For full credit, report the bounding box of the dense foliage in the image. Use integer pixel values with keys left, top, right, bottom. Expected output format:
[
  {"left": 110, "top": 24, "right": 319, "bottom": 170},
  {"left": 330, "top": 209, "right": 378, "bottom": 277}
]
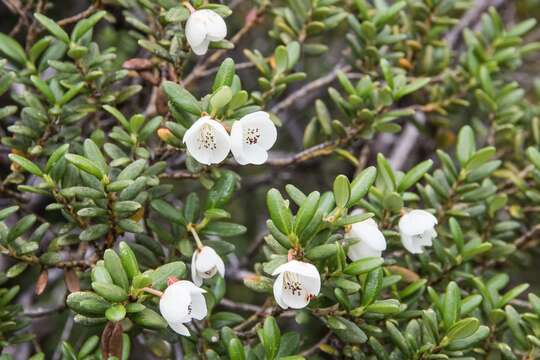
[{"left": 1, "top": 0, "right": 540, "bottom": 359}]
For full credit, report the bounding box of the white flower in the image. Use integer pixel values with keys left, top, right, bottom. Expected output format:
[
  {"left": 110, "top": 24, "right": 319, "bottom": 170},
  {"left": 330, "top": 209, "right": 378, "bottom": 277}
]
[
  {"left": 191, "top": 246, "right": 225, "bottom": 286},
  {"left": 345, "top": 217, "right": 386, "bottom": 260},
  {"left": 159, "top": 280, "right": 207, "bottom": 336},
  {"left": 272, "top": 260, "right": 320, "bottom": 309},
  {"left": 230, "top": 111, "right": 277, "bottom": 165},
  {"left": 399, "top": 209, "right": 438, "bottom": 254},
  {"left": 183, "top": 116, "right": 231, "bottom": 165},
  {"left": 185, "top": 9, "right": 227, "bottom": 55}
]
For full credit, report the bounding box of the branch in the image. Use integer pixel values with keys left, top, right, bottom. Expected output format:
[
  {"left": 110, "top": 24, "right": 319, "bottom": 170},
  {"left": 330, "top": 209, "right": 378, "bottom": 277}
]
[
  {"left": 182, "top": 6, "right": 265, "bottom": 87},
  {"left": 270, "top": 63, "right": 351, "bottom": 115}
]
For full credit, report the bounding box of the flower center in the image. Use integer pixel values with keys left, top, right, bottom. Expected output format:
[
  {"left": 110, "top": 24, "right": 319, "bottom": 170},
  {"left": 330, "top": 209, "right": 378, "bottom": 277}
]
[
  {"left": 244, "top": 127, "right": 261, "bottom": 145},
  {"left": 283, "top": 272, "right": 303, "bottom": 296},
  {"left": 197, "top": 125, "right": 217, "bottom": 150}
]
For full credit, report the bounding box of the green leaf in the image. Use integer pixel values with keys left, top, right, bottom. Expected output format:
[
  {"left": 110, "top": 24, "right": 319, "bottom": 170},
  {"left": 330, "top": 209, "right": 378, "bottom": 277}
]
[
  {"left": 266, "top": 189, "right": 293, "bottom": 235},
  {"left": 130, "top": 308, "right": 168, "bottom": 330},
  {"left": 377, "top": 154, "right": 396, "bottom": 191},
  {"left": 210, "top": 86, "right": 233, "bottom": 111},
  {"left": 9, "top": 154, "right": 43, "bottom": 176},
  {"left": 34, "top": 13, "right": 70, "bottom": 43},
  {"left": 8, "top": 215, "right": 36, "bottom": 242},
  {"left": 206, "top": 172, "right": 236, "bottom": 209},
  {"left": 456, "top": 126, "right": 476, "bottom": 166},
  {"left": 293, "top": 191, "right": 320, "bottom": 236},
  {"left": 227, "top": 338, "right": 246, "bottom": 360},
  {"left": 91, "top": 282, "right": 128, "bottom": 302},
  {"left": 445, "top": 318, "right": 480, "bottom": 341},
  {"left": 151, "top": 261, "right": 187, "bottom": 291},
  {"left": 0, "top": 33, "right": 27, "bottom": 65},
  {"left": 443, "top": 281, "right": 460, "bottom": 330},
  {"left": 104, "top": 249, "right": 130, "bottom": 291},
  {"left": 106, "top": 304, "right": 126, "bottom": 322},
  {"left": 397, "top": 160, "right": 433, "bottom": 192},
  {"left": 497, "top": 284, "right": 529, "bottom": 308},
  {"left": 305, "top": 243, "right": 337, "bottom": 260},
  {"left": 65, "top": 154, "right": 105, "bottom": 179},
  {"left": 213, "top": 58, "right": 235, "bottom": 92},
  {"left": 261, "top": 317, "right": 280, "bottom": 360},
  {"left": 162, "top": 81, "right": 201, "bottom": 115},
  {"left": 348, "top": 166, "right": 377, "bottom": 205},
  {"left": 79, "top": 224, "right": 109, "bottom": 242},
  {"left": 83, "top": 139, "right": 108, "bottom": 176},
  {"left": 118, "top": 242, "right": 141, "bottom": 281},
  {"left": 333, "top": 175, "right": 350, "bottom": 208},
  {"left": 46, "top": 144, "right": 70, "bottom": 173},
  {"left": 343, "top": 257, "right": 384, "bottom": 275}
]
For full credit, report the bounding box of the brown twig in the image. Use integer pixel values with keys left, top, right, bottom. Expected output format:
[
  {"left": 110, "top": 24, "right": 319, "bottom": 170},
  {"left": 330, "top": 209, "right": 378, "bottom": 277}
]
[
  {"left": 182, "top": 6, "right": 266, "bottom": 87},
  {"left": 270, "top": 63, "right": 351, "bottom": 115}
]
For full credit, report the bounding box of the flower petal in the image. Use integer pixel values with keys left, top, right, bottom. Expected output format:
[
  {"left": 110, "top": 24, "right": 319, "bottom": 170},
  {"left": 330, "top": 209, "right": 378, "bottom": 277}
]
[
  {"left": 169, "top": 321, "right": 191, "bottom": 336},
  {"left": 191, "top": 38, "right": 210, "bottom": 56},
  {"left": 400, "top": 233, "right": 424, "bottom": 254},
  {"left": 238, "top": 111, "right": 277, "bottom": 149},
  {"left": 196, "top": 246, "right": 221, "bottom": 273},
  {"left": 183, "top": 117, "right": 231, "bottom": 165},
  {"left": 348, "top": 221, "right": 386, "bottom": 251},
  {"left": 347, "top": 240, "right": 382, "bottom": 261},
  {"left": 272, "top": 273, "right": 288, "bottom": 309},
  {"left": 399, "top": 209, "right": 437, "bottom": 236},
  {"left": 201, "top": 10, "right": 227, "bottom": 41},
  {"left": 191, "top": 251, "right": 203, "bottom": 286},
  {"left": 281, "top": 273, "right": 311, "bottom": 309},
  {"left": 185, "top": 12, "right": 207, "bottom": 48},
  {"left": 160, "top": 284, "right": 191, "bottom": 324},
  {"left": 190, "top": 292, "right": 208, "bottom": 320}
]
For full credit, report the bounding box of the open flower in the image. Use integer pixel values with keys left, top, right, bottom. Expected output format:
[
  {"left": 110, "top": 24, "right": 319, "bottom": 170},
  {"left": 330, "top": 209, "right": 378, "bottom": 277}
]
[
  {"left": 159, "top": 280, "right": 207, "bottom": 336},
  {"left": 230, "top": 111, "right": 277, "bottom": 165},
  {"left": 399, "top": 209, "right": 438, "bottom": 254},
  {"left": 185, "top": 9, "right": 227, "bottom": 55},
  {"left": 183, "top": 116, "right": 231, "bottom": 165},
  {"left": 191, "top": 246, "right": 225, "bottom": 286},
  {"left": 272, "top": 260, "right": 320, "bottom": 309},
  {"left": 345, "top": 217, "right": 386, "bottom": 260}
]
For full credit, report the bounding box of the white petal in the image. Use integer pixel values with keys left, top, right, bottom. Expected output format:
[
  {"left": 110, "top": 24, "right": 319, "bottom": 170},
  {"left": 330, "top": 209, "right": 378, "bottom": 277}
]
[
  {"left": 191, "top": 252, "right": 203, "bottom": 286},
  {"left": 280, "top": 272, "right": 310, "bottom": 309},
  {"left": 348, "top": 221, "right": 386, "bottom": 251},
  {"left": 400, "top": 233, "right": 424, "bottom": 254},
  {"left": 215, "top": 254, "right": 225, "bottom": 277},
  {"left": 190, "top": 292, "right": 208, "bottom": 320},
  {"left": 200, "top": 10, "right": 227, "bottom": 41},
  {"left": 273, "top": 273, "right": 288, "bottom": 309},
  {"left": 238, "top": 111, "right": 277, "bottom": 149},
  {"left": 160, "top": 283, "right": 191, "bottom": 324},
  {"left": 196, "top": 246, "right": 221, "bottom": 273},
  {"left": 299, "top": 272, "right": 320, "bottom": 296},
  {"left": 169, "top": 321, "right": 191, "bottom": 336},
  {"left": 191, "top": 38, "right": 210, "bottom": 56},
  {"left": 241, "top": 146, "right": 268, "bottom": 165},
  {"left": 399, "top": 209, "right": 437, "bottom": 236},
  {"left": 272, "top": 260, "right": 319, "bottom": 279},
  {"left": 183, "top": 117, "right": 231, "bottom": 165},
  {"left": 347, "top": 241, "right": 382, "bottom": 261},
  {"left": 230, "top": 120, "right": 248, "bottom": 165},
  {"left": 185, "top": 12, "right": 207, "bottom": 48}
]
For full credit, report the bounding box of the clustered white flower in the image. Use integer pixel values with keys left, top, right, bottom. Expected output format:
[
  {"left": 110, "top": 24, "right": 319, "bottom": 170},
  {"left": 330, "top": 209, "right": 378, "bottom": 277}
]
[
  {"left": 183, "top": 112, "right": 277, "bottom": 166},
  {"left": 185, "top": 9, "right": 227, "bottom": 56},
  {"left": 158, "top": 208, "right": 437, "bottom": 335},
  {"left": 191, "top": 246, "right": 225, "bottom": 286},
  {"left": 398, "top": 209, "right": 438, "bottom": 254}
]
